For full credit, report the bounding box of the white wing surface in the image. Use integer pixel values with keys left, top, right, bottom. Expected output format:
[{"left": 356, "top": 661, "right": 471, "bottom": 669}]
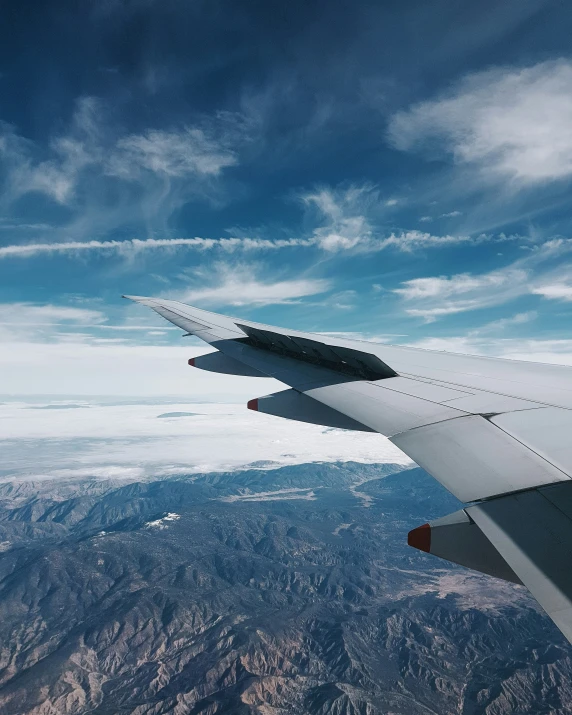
[{"left": 124, "top": 295, "right": 572, "bottom": 643}]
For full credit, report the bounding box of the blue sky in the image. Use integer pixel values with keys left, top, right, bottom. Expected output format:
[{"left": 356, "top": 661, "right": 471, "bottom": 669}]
[{"left": 3, "top": 0, "right": 572, "bottom": 394}]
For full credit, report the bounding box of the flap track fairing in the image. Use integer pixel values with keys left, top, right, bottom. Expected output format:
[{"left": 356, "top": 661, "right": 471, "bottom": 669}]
[
  {"left": 248, "top": 388, "right": 375, "bottom": 432},
  {"left": 189, "top": 352, "right": 267, "bottom": 377},
  {"left": 408, "top": 509, "right": 521, "bottom": 584}
]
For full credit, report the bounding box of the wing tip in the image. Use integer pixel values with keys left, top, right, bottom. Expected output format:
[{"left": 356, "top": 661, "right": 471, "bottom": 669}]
[
  {"left": 122, "top": 294, "right": 150, "bottom": 302},
  {"left": 122, "top": 294, "right": 160, "bottom": 308}
]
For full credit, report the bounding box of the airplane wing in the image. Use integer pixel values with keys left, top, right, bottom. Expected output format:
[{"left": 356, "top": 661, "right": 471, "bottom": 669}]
[{"left": 124, "top": 295, "right": 572, "bottom": 644}]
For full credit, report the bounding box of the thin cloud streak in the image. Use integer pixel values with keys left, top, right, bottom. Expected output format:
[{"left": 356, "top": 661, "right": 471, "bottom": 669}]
[
  {"left": 0, "top": 230, "right": 502, "bottom": 260},
  {"left": 0, "top": 236, "right": 313, "bottom": 259}
]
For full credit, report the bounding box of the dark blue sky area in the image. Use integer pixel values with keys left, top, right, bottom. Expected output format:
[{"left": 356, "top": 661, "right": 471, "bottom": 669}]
[{"left": 2, "top": 0, "right": 572, "bottom": 357}]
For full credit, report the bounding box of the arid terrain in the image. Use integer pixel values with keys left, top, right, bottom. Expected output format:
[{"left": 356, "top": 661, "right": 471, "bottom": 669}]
[{"left": 0, "top": 462, "right": 570, "bottom": 714}]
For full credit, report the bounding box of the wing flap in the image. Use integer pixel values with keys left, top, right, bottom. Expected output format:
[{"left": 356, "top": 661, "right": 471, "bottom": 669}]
[
  {"left": 491, "top": 408, "right": 572, "bottom": 477},
  {"left": 390, "top": 415, "right": 570, "bottom": 502},
  {"left": 305, "top": 380, "right": 466, "bottom": 437}
]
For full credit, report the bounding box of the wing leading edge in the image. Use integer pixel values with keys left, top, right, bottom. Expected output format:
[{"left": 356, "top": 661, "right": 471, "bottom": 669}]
[{"left": 124, "top": 295, "right": 572, "bottom": 644}]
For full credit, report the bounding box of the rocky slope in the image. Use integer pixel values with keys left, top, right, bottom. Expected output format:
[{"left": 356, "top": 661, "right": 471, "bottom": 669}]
[{"left": 0, "top": 462, "right": 570, "bottom": 714}]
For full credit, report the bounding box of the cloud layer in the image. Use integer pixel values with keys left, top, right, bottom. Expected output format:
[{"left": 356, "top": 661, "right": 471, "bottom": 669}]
[{"left": 0, "top": 399, "right": 410, "bottom": 481}]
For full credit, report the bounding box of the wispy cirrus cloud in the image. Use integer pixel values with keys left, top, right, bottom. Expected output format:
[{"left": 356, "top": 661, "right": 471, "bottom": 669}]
[
  {"left": 393, "top": 238, "right": 572, "bottom": 321},
  {"left": 394, "top": 270, "right": 527, "bottom": 302},
  {"left": 108, "top": 126, "right": 238, "bottom": 180},
  {"left": 178, "top": 262, "right": 331, "bottom": 307},
  {"left": 388, "top": 60, "right": 572, "bottom": 185},
  {"left": 0, "top": 302, "right": 108, "bottom": 344},
  {"left": 0, "top": 98, "right": 249, "bottom": 249},
  {"left": 0, "top": 303, "right": 107, "bottom": 326},
  {"left": 300, "top": 184, "right": 378, "bottom": 251},
  {"left": 299, "top": 184, "right": 506, "bottom": 253},
  {"left": 406, "top": 334, "right": 572, "bottom": 366},
  {"left": 395, "top": 268, "right": 531, "bottom": 321},
  {"left": 1, "top": 100, "right": 244, "bottom": 207},
  {"left": 0, "top": 301, "right": 182, "bottom": 346},
  {"left": 1, "top": 98, "right": 101, "bottom": 205}
]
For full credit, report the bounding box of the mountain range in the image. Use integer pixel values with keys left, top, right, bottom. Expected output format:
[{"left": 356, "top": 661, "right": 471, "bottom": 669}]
[{"left": 0, "top": 461, "right": 570, "bottom": 714}]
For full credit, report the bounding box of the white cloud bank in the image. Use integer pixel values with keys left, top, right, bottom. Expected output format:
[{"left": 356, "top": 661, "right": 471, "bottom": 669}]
[
  {"left": 0, "top": 340, "right": 279, "bottom": 397},
  {"left": 0, "top": 400, "right": 410, "bottom": 481},
  {"left": 388, "top": 59, "right": 572, "bottom": 184}
]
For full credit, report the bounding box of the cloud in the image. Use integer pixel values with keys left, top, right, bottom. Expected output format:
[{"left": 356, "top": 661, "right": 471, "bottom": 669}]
[
  {"left": 0, "top": 211, "right": 487, "bottom": 262},
  {"left": 0, "top": 236, "right": 312, "bottom": 260},
  {"left": 0, "top": 301, "right": 180, "bottom": 346},
  {"left": 179, "top": 263, "right": 331, "bottom": 307},
  {"left": 471, "top": 311, "right": 537, "bottom": 334},
  {"left": 532, "top": 284, "right": 572, "bottom": 301},
  {"left": 418, "top": 212, "right": 463, "bottom": 224},
  {"left": 299, "top": 185, "right": 490, "bottom": 253},
  {"left": 0, "top": 229, "right": 485, "bottom": 261},
  {"left": 388, "top": 59, "right": 572, "bottom": 184},
  {"left": 0, "top": 302, "right": 110, "bottom": 345},
  {"left": 1, "top": 98, "right": 103, "bottom": 205},
  {"left": 0, "top": 399, "right": 410, "bottom": 481},
  {"left": 0, "top": 98, "right": 248, "bottom": 249},
  {"left": 0, "top": 340, "right": 277, "bottom": 398},
  {"left": 394, "top": 271, "right": 525, "bottom": 301},
  {"left": 407, "top": 333, "right": 572, "bottom": 368},
  {"left": 393, "top": 237, "right": 572, "bottom": 321},
  {"left": 395, "top": 269, "right": 529, "bottom": 321},
  {"left": 378, "top": 230, "right": 483, "bottom": 252},
  {"left": 301, "top": 184, "right": 376, "bottom": 251},
  {"left": 0, "top": 303, "right": 107, "bottom": 350},
  {"left": 0, "top": 303, "right": 106, "bottom": 327},
  {"left": 109, "top": 127, "right": 237, "bottom": 179}
]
